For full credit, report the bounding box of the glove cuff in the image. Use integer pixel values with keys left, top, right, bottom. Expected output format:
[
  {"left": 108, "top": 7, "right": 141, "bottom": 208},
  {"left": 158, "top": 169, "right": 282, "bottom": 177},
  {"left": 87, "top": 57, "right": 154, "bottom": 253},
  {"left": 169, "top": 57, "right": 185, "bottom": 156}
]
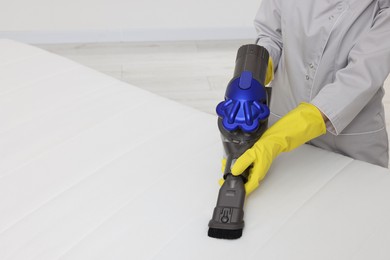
[{"left": 260, "top": 102, "right": 326, "bottom": 153}]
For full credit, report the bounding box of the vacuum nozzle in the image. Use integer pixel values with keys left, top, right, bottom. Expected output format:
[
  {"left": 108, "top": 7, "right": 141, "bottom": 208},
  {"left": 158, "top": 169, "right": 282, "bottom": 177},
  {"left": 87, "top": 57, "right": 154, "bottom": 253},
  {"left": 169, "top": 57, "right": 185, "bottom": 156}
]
[{"left": 208, "top": 174, "right": 246, "bottom": 239}]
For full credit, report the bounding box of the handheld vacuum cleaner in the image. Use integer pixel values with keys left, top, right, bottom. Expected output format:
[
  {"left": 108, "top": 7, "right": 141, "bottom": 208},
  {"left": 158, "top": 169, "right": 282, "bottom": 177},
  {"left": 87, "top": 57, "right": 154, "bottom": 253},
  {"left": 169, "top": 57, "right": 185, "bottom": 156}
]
[{"left": 208, "top": 44, "right": 270, "bottom": 239}]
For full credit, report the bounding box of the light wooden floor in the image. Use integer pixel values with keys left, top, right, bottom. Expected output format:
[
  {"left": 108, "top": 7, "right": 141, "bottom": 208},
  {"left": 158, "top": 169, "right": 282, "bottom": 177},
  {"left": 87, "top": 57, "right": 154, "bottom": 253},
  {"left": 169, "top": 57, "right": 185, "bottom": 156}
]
[
  {"left": 36, "top": 40, "right": 390, "bottom": 129},
  {"left": 36, "top": 40, "right": 250, "bottom": 115}
]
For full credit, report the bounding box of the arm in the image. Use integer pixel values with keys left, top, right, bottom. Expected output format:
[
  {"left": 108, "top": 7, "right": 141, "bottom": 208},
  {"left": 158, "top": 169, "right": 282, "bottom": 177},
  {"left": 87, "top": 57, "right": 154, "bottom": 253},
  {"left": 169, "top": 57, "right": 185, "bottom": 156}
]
[
  {"left": 311, "top": 4, "right": 390, "bottom": 135},
  {"left": 254, "top": 0, "right": 283, "bottom": 70}
]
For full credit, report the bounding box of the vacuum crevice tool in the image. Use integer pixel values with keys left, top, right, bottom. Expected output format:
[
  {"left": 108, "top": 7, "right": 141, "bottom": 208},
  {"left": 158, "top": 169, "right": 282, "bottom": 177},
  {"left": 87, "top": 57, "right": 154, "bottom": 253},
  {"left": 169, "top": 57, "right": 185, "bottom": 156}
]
[{"left": 208, "top": 44, "right": 270, "bottom": 239}]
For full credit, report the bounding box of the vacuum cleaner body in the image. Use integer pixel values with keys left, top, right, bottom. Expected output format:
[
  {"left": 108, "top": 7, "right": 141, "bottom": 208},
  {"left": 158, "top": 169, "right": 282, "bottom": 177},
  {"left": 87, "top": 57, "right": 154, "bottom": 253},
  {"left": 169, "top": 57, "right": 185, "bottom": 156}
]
[{"left": 208, "top": 44, "right": 270, "bottom": 239}]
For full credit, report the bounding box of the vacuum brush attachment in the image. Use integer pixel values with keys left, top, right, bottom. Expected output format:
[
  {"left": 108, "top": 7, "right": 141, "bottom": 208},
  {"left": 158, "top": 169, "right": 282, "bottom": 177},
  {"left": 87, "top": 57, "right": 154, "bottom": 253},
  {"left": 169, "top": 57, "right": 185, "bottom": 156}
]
[{"left": 208, "top": 174, "right": 246, "bottom": 239}]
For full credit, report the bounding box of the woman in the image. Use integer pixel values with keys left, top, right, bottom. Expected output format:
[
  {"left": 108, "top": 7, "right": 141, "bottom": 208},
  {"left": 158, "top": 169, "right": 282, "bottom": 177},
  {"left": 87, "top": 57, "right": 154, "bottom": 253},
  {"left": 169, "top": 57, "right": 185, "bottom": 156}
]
[{"left": 232, "top": 0, "right": 390, "bottom": 195}]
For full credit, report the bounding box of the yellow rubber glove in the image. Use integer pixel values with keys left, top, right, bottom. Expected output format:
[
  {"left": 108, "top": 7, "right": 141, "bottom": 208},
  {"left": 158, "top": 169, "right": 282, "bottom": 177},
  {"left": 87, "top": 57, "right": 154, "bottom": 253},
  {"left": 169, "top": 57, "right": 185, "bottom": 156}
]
[
  {"left": 231, "top": 102, "right": 326, "bottom": 195},
  {"left": 265, "top": 57, "right": 274, "bottom": 86},
  {"left": 219, "top": 158, "right": 227, "bottom": 186}
]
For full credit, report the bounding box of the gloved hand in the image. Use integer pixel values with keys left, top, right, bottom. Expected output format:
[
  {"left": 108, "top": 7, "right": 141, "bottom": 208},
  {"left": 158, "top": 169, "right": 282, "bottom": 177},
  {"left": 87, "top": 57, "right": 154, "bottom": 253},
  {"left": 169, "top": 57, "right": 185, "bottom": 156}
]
[
  {"left": 231, "top": 102, "right": 326, "bottom": 195},
  {"left": 219, "top": 158, "right": 227, "bottom": 186},
  {"left": 265, "top": 56, "right": 274, "bottom": 85}
]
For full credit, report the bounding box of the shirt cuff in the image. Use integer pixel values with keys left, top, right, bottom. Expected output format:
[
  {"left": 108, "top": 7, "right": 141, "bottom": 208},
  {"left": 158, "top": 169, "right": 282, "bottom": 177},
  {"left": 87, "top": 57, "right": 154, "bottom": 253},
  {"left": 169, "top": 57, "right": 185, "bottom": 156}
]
[{"left": 310, "top": 99, "right": 339, "bottom": 135}]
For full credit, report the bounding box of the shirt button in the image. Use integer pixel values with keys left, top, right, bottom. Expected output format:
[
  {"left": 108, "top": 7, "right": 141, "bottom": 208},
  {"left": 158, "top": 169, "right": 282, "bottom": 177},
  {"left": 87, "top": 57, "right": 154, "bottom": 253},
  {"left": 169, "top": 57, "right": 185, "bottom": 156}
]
[
  {"left": 305, "top": 75, "right": 310, "bottom": 80},
  {"left": 309, "top": 63, "right": 314, "bottom": 69}
]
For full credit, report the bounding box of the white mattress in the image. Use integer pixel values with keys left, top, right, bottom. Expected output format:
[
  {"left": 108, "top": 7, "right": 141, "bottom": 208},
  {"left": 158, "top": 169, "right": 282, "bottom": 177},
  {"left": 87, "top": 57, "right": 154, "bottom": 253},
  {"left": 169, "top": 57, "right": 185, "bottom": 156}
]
[{"left": 1, "top": 39, "right": 390, "bottom": 260}]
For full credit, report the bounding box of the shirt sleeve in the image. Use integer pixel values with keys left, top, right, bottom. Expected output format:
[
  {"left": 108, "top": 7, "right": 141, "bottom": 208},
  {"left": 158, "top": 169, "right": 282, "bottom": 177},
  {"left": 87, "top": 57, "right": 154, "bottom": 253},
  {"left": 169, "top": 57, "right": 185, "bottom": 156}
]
[
  {"left": 311, "top": 5, "right": 390, "bottom": 135},
  {"left": 254, "top": 0, "right": 283, "bottom": 70}
]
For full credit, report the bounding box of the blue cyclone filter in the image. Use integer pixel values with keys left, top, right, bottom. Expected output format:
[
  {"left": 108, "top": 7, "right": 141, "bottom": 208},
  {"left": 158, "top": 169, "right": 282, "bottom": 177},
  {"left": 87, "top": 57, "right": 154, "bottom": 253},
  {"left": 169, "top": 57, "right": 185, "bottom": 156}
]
[{"left": 216, "top": 70, "right": 270, "bottom": 133}]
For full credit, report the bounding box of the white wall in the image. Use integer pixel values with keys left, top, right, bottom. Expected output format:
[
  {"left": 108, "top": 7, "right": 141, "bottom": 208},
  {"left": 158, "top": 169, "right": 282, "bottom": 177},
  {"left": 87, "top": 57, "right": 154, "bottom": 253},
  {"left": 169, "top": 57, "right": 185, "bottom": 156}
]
[{"left": 0, "top": 0, "right": 262, "bottom": 43}]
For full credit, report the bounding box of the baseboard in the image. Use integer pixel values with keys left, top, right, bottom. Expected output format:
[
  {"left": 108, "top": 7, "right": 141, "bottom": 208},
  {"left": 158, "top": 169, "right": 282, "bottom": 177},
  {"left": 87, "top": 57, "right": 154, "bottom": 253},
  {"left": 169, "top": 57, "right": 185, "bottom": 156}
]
[{"left": 0, "top": 27, "right": 256, "bottom": 44}]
